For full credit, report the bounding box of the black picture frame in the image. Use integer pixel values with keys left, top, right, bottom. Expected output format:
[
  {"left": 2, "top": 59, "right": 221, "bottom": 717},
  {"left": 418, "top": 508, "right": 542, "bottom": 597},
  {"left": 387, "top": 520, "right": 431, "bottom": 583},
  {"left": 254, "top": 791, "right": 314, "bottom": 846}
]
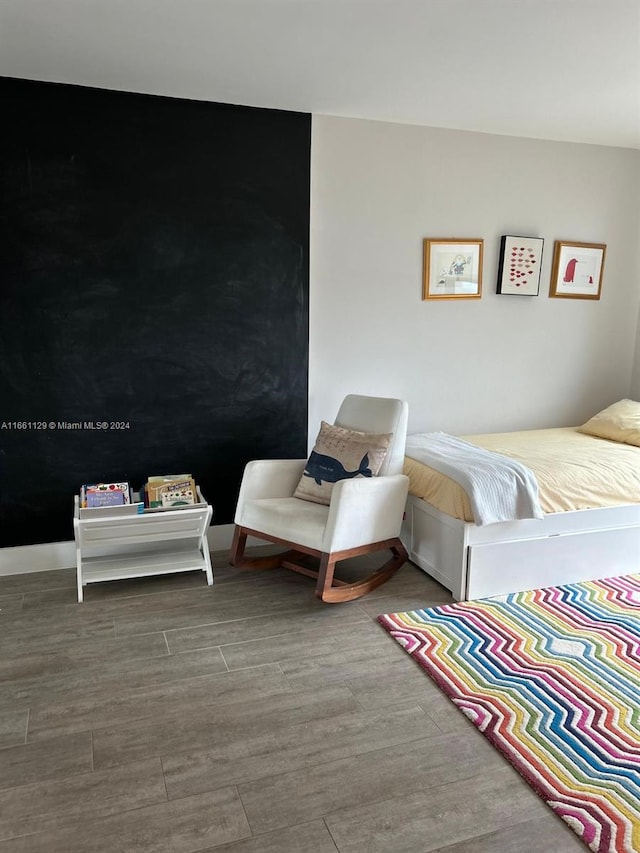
[{"left": 496, "top": 235, "right": 544, "bottom": 296}]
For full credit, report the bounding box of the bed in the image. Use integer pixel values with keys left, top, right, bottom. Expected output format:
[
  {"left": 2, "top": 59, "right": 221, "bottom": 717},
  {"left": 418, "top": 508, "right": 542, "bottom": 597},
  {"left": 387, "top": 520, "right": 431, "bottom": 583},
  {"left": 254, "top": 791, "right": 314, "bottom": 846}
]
[{"left": 401, "top": 400, "right": 640, "bottom": 601}]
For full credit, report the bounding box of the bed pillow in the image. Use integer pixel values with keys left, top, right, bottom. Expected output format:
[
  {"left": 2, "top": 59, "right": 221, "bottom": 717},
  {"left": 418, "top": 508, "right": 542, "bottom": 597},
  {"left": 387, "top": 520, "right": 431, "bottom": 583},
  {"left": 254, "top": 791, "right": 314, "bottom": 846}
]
[
  {"left": 577, "top": 399, "right": 640, "bottom": 447},
  {"left": 294, "top": 421, "right": 392, "bottom": 505}
]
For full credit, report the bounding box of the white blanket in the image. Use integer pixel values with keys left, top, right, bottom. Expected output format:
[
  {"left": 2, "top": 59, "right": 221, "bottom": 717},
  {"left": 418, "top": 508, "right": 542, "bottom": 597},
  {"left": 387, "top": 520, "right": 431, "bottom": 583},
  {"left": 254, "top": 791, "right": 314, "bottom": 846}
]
[{"left": 405, "top": 432, "right": 544, "bottom": 525}]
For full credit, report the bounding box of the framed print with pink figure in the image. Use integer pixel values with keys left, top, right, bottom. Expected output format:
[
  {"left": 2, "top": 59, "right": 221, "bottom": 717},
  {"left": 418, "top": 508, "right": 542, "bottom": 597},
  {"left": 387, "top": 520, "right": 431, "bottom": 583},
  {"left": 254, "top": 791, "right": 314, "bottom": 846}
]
[{"left": 549, "top": 241, "right": 606, "bottom": 300}]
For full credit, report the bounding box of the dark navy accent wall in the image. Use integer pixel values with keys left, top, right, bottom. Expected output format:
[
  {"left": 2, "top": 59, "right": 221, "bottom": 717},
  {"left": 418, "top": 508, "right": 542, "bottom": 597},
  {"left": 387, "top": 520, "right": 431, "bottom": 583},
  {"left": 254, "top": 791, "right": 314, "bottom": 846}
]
[{"left": 0, "top": 77, "right": 310, "bottom": 547}]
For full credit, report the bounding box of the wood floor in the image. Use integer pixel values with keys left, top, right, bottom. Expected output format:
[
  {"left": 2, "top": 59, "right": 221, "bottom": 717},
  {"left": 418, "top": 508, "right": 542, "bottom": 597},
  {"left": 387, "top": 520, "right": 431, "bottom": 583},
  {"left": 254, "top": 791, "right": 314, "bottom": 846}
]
[{"left": 0, "top": 552, "right": 586, "bottom": 853}]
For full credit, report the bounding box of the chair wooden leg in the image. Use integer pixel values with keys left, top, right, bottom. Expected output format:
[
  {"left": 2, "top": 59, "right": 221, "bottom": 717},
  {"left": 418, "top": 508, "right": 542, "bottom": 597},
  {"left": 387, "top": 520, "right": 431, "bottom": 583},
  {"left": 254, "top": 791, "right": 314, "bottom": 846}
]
[
  {"left": 229, "top": 525, "right": 247, "bottom": 565},
  {"left": 317, "top": 538, "right": 409, "bottom": 603},
  {"left": 229, "top": 525, "right": 290, "bottom": 570},
  {"left": 315, "top": 553, "right": 338, "bottom": 600},
  {"left": 231, "top": 526, "right": 408, "bottom": 603}
]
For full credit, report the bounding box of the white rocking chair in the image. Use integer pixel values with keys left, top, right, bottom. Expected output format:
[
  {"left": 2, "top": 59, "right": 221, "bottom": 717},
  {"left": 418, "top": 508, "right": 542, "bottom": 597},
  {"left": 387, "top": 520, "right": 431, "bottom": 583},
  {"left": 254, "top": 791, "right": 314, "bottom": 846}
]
[{"left": 229, "top": 395, "right": 410, "bottom": 602}]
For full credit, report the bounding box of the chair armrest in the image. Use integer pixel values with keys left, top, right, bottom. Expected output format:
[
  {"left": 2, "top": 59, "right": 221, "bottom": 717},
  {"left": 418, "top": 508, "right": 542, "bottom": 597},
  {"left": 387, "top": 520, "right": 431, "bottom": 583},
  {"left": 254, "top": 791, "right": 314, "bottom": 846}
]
[
  {"left": 322, "top": 474, "right": 410, "bottom": 553},
  {"left": 234, "top": 459, "right": 307, "bottom": 523}
]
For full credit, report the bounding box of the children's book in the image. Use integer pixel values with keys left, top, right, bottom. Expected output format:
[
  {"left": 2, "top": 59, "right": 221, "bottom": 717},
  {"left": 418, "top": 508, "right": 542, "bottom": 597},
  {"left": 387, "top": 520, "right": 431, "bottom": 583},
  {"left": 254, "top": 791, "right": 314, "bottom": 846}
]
[
  {"left": 81, "top": 482, "right": 131, "bottom": 508},
  {"left": 159, "top": 480, "right": 197, "bottom": 507},
  {"left": 87, "top": 490, "right": 126, "bottom": 508},
  {"left": 145, "top": 475, "right": 195, "bottom": 507}
]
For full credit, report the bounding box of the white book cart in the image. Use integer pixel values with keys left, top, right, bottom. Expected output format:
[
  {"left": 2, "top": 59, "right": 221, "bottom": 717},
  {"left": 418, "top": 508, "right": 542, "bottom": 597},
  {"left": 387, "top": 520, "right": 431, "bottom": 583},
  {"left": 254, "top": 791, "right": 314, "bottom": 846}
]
[{"left": 73, "top": 490, "right": 213, "bottom": 602}]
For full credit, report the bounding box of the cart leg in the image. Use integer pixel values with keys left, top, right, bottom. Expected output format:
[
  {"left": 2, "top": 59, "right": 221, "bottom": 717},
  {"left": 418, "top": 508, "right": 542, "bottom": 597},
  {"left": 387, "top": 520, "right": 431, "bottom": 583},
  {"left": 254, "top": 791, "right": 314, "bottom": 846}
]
[
  {"left": 76, "top": 544, "right": 83, "bottom": 603},
  {"left": 202, "top": 537, "right": 214, "bottom": 586}
]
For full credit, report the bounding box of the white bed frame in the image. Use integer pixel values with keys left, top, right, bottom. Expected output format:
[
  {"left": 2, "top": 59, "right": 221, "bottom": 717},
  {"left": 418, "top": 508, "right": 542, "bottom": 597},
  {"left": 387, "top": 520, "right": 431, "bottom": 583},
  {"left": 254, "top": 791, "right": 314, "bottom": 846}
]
[{"left": 402, "top": 494, "right": 640, "bottom": 600}]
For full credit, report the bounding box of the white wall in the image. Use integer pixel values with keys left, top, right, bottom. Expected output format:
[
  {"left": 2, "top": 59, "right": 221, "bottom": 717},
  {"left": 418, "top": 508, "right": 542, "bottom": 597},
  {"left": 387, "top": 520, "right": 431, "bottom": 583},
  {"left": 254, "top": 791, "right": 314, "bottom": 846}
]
[
  {"left": 309, "top": 116, "right": 640, "bottom": 439},
  {"left": 631, "top": 294, "right": 640, "bottom": 399},
  {"left": 624, "top": 180, "right": 640, "bottom": 400}
]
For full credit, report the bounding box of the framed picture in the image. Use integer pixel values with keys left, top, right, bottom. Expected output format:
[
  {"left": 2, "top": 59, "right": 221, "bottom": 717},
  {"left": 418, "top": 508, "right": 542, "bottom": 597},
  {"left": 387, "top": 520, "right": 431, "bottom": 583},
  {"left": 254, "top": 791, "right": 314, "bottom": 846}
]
[
  {"left": 496, "top": 235, "right": 544, "bottom": 296},
  {"left": 423, "top": 238, "right": 483, "bottom": 300},
  {"left": 549, "top": 241, "right": 606, "bottom": 300}
]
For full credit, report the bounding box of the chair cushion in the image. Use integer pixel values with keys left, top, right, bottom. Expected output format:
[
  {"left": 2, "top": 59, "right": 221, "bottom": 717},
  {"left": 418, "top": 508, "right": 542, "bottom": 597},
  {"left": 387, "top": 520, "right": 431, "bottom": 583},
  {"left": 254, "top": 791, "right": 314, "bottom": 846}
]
[
  {"left": 293, "top": 421, "right": 392, "bottom": 506},
  {"left": 241, "top": 497, "right": 330, "bottom": 550}
]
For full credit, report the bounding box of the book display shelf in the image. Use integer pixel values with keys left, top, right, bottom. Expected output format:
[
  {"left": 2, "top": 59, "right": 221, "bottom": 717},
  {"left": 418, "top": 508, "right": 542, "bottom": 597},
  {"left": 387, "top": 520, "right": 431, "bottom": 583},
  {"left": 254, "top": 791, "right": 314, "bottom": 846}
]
[{"left": 73, "top": 488, "right": 213, "bottom": 602}]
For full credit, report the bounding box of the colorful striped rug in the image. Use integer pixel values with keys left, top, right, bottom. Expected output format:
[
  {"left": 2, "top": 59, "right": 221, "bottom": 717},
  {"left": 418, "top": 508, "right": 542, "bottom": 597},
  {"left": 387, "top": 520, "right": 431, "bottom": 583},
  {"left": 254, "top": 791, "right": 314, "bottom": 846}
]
[{"left": 378, "top": 575, "right": 640, "bottom": 853}]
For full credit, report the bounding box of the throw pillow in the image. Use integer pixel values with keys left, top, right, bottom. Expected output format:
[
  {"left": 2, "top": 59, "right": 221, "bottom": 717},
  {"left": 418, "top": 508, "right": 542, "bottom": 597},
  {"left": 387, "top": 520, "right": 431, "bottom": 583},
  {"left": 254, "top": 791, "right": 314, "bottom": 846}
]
[
  {"left": 294, "top": 421, "right": 392, "bottom": 505},
  {"left": 577, "top": 398, "right": 640, "bottom": 447}
]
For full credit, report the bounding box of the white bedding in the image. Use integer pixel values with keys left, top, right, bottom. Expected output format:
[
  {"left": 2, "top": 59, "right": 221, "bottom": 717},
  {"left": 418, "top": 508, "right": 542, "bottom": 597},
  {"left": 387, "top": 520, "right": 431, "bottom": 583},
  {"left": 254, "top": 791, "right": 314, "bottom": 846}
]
[
  {"left": 404, "top": 432, "right": 543, "bottom": 525},
  {"left": 404, "top": 427, "right": 640, "bottom": 522}
]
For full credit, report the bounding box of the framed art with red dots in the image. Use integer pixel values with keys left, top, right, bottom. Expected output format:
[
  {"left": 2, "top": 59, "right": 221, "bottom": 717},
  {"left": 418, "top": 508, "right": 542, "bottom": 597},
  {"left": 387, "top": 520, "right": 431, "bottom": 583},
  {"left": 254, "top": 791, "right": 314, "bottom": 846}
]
[
  {"left": 496, "top": 235, "right": 544, "bottom": 296},
  {"left": 549, "top": 240, "right": 606, "bottom": 300}
]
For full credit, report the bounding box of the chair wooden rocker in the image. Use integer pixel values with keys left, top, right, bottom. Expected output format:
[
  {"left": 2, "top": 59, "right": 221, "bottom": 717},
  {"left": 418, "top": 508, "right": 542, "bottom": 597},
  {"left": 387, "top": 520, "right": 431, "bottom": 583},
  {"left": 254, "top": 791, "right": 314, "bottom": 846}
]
[{"left": 229, "top": 395, "right": 410, "bottom": 602}]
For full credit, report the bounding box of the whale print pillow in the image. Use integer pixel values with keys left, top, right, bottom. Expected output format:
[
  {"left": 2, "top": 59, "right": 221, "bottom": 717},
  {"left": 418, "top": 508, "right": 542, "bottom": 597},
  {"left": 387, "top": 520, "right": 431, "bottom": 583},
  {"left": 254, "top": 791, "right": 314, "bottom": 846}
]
[{"left": 294, "top": 421, "right": 392, "bottom": 506}]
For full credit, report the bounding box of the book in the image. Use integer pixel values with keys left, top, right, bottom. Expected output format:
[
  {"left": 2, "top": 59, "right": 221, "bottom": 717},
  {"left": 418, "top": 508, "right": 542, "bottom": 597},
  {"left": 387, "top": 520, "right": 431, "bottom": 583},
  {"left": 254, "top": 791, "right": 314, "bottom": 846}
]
[
  {"left": 159, "top": 480, "right": 197, "bottom": 507},
  {"left": 81, "top": 482, "right": 131, "bottom": 508},
  {"left": 145, "top": 474, "right": 195, "bottom": 508},
  {"left": 86, "top": 489, "right": 126, "bottom": 508}
]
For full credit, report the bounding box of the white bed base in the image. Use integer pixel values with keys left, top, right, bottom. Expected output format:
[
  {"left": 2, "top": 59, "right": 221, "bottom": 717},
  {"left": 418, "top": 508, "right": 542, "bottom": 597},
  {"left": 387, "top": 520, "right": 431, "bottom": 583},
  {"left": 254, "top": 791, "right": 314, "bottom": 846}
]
[{"left": 402, "top": 494, "right": 640, "bottom": 601}]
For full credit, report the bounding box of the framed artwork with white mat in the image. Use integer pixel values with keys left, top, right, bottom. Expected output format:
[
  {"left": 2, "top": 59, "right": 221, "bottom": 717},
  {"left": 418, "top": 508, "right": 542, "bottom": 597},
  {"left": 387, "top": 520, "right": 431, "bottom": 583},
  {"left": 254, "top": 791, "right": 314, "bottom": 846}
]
[
  {"left": 496, "top": 234, "right": 544, "bottom": 296},
  {"left": 549, "top": 240, "right": 606, "bottom": 300}
]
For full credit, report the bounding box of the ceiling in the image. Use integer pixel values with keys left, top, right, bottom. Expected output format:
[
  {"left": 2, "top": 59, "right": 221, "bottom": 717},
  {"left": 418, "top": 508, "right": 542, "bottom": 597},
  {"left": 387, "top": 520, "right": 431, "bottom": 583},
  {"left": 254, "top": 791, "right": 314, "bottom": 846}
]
[{"left": 1, "top": 0, "right": 639, "bottom": 149}]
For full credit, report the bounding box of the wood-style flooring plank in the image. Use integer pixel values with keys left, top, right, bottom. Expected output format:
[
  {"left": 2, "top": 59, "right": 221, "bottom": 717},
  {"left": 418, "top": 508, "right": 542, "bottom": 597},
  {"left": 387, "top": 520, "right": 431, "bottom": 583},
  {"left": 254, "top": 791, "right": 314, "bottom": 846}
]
[
  {"left": 162, "top": 702, "right": 440, "bottom": 799},
  {"left": 0, "top": 569, "right": 76, "bottom": 595},
  {"left": 112, "top": 582, "right": 315, "bottom": 638},
  {"left": 219, "top": 620, "right": 397, "bottom": 670},
  {"left": 323, "top": 765, "right": 577, "bottom": 853},
  {"left": 0, "top": 615, "right": 115, "bottom": 646},
  {"left": 0, "top": 596, "right": 23, "bottom": 615},
  {"left": 0, "top": 709, "right": 28, "bottom": 748},
  {"left": 0, "top": 646, "right": 227, "bottom": 709},
  {"left": 357, "top": 587, "right": 452, "bottom": 616},
  {"left": 164, "top": 601, "right": 369, "bottom": 654},
  {"left": 27, "top": 665, "right": 292, "bottom": 742},
  {"left": 199, "top": 820, "right": 339, "bottom": 853},
  {"left": 20, "top": 586, "right": 212, "bottom": 620},
  {"left": 0, "top": 758, "right": 166, "bottom": 842},
  {"left": 0, "top": 732, "right": 92, "bottom": 792},
  {"left": 18, "top": 570, "right": 209, "bottom": 611},
  {"left": 278, "top": 639, "right": 412, "bottom": 691},
  {"left": 431, "top": 813, "right": 586, "bottom": 852},
  {"left": 0, "top": 632, "right": 168, "bottom": 684},
  {"left": 92, "top": 684, "right": 360, "bottom": 770},
  {"left": 0, "top": 787, "right": 250, "bottom": 853},
  {"left": 344, "top": 660, "right": 453, "bottom": 711},
  {"left": 236, "top": 730, "right": 504, "bottom": 835}
]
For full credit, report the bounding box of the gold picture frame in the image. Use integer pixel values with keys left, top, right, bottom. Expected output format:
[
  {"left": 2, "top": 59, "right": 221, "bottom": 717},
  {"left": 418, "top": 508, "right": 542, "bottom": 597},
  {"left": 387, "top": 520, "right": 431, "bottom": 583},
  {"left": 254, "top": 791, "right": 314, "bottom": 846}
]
[
  {"left": 549, "top": 240, "right": 606, "bottom": 300},
  {"left": 423, "top": 238, "right": 483, "bottom": 300}
]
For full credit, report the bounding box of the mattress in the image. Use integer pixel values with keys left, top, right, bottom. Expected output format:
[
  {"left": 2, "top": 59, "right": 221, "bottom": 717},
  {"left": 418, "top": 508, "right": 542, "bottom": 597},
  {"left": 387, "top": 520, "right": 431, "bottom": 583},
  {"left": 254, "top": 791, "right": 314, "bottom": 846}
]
[{"left": 403, "top": 427, "right": 640, "bottom": 521}]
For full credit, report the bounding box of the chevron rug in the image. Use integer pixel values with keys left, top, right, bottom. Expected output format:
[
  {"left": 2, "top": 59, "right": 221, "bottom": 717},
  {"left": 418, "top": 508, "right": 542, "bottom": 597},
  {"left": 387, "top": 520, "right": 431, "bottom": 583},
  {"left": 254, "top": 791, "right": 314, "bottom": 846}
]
[{"left": 378, "top": 575, "right": 640, "bottom": 853}]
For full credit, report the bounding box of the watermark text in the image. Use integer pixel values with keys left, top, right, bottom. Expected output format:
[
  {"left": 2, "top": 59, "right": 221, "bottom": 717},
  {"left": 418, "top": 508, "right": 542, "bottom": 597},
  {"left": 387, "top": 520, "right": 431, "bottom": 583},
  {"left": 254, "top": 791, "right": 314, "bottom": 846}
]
[{"left": 1, "top": 421, "right": 131, "bottom": 431}]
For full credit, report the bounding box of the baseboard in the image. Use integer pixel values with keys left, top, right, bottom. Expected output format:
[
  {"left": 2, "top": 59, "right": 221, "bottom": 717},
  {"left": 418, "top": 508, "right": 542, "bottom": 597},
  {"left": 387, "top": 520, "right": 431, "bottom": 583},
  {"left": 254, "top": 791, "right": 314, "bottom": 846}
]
[
  {"left": 0, "top": 541, "right": 77, "bottom": 576},
  {"left": 0, "top": 523, "right": 244, "bottom": 577}
]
